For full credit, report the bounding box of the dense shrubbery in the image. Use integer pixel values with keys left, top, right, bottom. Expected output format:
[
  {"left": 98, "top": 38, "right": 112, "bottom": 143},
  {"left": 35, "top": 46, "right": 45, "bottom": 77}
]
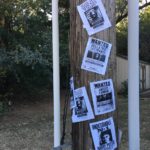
[
  {"left": 0, "top": 0, "right": 70, "bottom": 113},
  {"left": 0, "top": 0, "right": 150, "bottom": 107},
  {"left": 0, "top": 0, "right": 70, "bottom": 95},
  {"left": 118, "top": 80, "right": 128, "bottom": 97},
  {"left": 117, "top": 6, "right": 150, "bottom": 63}
]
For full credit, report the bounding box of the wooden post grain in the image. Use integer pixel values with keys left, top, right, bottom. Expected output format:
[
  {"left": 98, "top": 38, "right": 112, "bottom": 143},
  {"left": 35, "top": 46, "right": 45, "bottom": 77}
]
[{"left": 69, "top": 0, "right": 117, "bottom": 149}]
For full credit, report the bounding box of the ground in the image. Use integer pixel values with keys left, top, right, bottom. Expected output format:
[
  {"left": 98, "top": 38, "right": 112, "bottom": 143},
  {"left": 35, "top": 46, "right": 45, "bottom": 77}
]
[
  {"left": 0, "top": 90, "right": 149, "bottom": 150},
  {"left": 0, "top": 90, "right": 54, "bottom": 150},
  {"left": 118, "top": 97, "right": 150, "bottom": 150}
]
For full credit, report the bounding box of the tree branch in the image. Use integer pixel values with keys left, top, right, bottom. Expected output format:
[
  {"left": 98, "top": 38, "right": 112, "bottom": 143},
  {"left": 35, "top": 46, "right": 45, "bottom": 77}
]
[{"left": 116, "top": 2, "right": 150, "bottom": 24}]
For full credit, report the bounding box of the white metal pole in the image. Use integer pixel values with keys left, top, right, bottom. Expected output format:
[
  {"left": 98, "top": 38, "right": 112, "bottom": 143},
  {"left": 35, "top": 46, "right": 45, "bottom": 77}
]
[
  {"left": 128, "top": 0, "right": 140, "bottom": 150},
  {"left": 52, "top": 0, "right": 61, "bottom": 148}
]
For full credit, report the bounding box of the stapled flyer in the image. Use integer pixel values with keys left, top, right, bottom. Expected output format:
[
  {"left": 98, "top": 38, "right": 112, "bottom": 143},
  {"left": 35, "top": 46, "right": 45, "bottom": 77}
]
[
  {"left": 77, "top": 0, "right": 111, "bottom": 35},
  {"left": 90, "top": 79, "right": 116, "bottom": 115},
  {"left": 90, "top": 117, "right": 117, "bottom": 150},
  {"left": 81, "top": 37, "right": 112, "bottom": 75},
  {"left": 72, "top": 86, "right": 94, "bottom": 123}
]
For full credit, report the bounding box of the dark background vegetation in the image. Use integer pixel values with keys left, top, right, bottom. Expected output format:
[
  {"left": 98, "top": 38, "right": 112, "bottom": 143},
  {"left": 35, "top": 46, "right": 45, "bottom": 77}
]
[{"left": 0, "top": 0, "right": 150, "bottom": 106}]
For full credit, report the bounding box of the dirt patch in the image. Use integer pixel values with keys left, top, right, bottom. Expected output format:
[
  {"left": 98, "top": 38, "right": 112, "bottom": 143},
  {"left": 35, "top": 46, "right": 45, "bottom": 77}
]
[
  {"left": 0, "top": 90, "right": 54, "bottom": 150},
  {"left": 0, "top": 90, "right": 149, "bottom": 150},
  {"left": 118, "top": 98, "right": 150, "bottom": 150}
]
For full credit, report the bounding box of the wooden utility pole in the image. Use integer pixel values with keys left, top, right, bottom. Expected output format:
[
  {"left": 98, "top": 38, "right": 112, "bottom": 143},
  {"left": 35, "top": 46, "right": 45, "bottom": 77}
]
[{"left": 69, "top": 0, "right": 117, "bottom": 149}]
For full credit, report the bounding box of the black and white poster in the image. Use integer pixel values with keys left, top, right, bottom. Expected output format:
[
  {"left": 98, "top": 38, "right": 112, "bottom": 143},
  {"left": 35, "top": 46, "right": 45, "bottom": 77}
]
[
  {"left": 72, "top": 87, "right": 94, "bottom": 123},
  {"left": 70, "top": 77, "right": 75, "bottom": 109},
  {"left": 81, "top": 37, "right": 112, "bottom": 75},
  {"left": 90, "top": 79, "right": 116, "bottom": 115},
  {"left": 90, "top": 117, "right": 117, "bottom": 150},
  {"left": 77, "top": 0, "right": 111, "bottom": 35}
]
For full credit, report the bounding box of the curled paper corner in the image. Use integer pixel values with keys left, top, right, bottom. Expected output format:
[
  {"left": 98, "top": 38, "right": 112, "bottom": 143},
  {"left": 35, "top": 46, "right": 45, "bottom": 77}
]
[{"left": 83, "top": 24, "right": 86, "bottom": 29}]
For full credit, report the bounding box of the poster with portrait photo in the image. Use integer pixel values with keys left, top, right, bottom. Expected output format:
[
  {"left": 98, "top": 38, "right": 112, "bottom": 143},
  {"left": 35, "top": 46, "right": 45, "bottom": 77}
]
[
  {"left": 90, "top": 117, "right": 117, "bottom": 150},
  {"left": 70, "top": 77, "right": 75, "bottom": 109},
  {"left": 81, "top": 37, "right": 112, "bottom": 75},
  {"left": 72, "top": 87, "right": 94, "bottom": 123},
  {"left": 90, "top": 79, "right": 116, "bottom": 115},
  {"left": 77, "top": 0, "right": 111, "bottom": 35}
]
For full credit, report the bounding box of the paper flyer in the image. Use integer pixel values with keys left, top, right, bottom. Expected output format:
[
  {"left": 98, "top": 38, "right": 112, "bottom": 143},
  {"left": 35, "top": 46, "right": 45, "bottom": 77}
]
[
  {"left": 90, "top": 79, "right": 116, "bottom": 115},
  {"left": 77, "top": 0, "right": 111, "bottom": 35},
  {"left": 72, "top": 86, "right": 94, "bottom": 123},
  {"left": 90, "top": 117, "right": 117, "bottom": 150},
  {"left": 81, "top": 37, "right": 112, "bottom": 75}
]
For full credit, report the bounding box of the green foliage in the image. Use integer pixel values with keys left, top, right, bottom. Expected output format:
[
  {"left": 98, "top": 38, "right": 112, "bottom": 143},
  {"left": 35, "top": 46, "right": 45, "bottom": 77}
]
[
  {"left": 59, "top": 2, "right": 70, "bottom": 88},
  {"left": 59, "top": 11, "right": 70, "bottom": 66},
  {"left": 116, "top": 20, "right": 128, "bottom": 56},
  {"left": 117, "top": 6, "right": 150, "bottom": 63},
  {"left": 116, "top": 0, "right": 128, "bottom": 21},
  {"left": 118, "top": 80, "right": 128, "bottom": 97},
  {"left": 0, "top": 66, "right": 14, "bottom": 113},
  {"left": 139, "top": 6, "right": 150, "bottom": 62},
  {"left": 0, "top": 0, "right": 70, "bottom": 94},
  {"left": 0, "top": 0, "right": 150, "bottom": 97},
  {"left": 59, "top": 0, "right": 69, "bottom": 9}
]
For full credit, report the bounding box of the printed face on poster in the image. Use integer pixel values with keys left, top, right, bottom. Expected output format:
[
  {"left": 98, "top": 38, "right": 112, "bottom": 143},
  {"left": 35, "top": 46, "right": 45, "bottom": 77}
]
[
  {"left": 70, "top": 77, "right": 75, "bottom": 109},
  {"left": 81, "top": 37, "right": 112, "bottom": 75},
  {"left": 72, "top": 87, "right": 94, "bottom": 123},
  {"left": 77, "top": 0, "right": 111, "bottom": 35},
  {"left": 90, "top": 79, "right": 116, "bottom": 115},
  {"left": 90, "top": 117, "right": 117, "bottom": 150}
]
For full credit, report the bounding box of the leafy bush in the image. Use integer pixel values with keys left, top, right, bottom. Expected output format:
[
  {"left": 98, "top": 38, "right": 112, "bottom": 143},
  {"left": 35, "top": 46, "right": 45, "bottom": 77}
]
[
  {"left": 0, "top": 67, "right": 14, "bottom": 113},
  {"left": 0, "top": 0, "right": 70, "bottom": 101},
  {"left": 118, "top": 80, "right": 128, "bottom": 97}
]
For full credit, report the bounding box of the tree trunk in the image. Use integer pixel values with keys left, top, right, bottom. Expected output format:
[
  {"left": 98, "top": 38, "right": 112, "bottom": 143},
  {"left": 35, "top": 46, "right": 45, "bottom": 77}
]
[{"left": 69, "top": 0, "right": 117, "bottom": 149}]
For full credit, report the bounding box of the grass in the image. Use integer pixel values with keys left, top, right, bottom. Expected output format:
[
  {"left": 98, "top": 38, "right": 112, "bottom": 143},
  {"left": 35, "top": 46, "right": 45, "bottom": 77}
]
[
  {"left": 0, "top": 90, "right": 149, "bottom": 150},
  {"left": 118, "top": 98, "right": 150, "bottom": 150}
]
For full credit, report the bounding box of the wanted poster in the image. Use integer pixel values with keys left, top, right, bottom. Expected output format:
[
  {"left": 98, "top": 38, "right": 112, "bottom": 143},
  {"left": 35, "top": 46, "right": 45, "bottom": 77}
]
[
  {"left": 90, "top": 79, "right": 116, "bottom": 115},
  {"left": 70, "top": 77, "right": 75, "bottom": 109},
  {"left": 77, "top": 0, "right": 111, "bottom": 35},
  {"left": 72, "top": 87, "right": 94, "bottom": 123},
  {"left": 81, "top": 37, "right": 112, "bottom": 75},
  {"left": 90, "top": 117, "right": 117, "bottom": 150}
]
